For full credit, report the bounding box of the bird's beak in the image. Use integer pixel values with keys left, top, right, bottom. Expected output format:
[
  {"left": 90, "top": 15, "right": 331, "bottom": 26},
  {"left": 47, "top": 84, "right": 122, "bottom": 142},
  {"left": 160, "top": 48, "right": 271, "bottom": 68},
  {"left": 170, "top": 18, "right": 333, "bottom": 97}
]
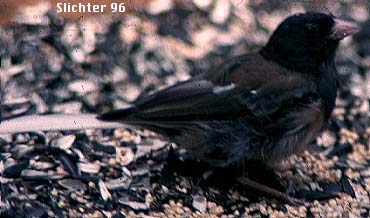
[{"left": 330, "top": 19, "right": 360, "bottom": 40}]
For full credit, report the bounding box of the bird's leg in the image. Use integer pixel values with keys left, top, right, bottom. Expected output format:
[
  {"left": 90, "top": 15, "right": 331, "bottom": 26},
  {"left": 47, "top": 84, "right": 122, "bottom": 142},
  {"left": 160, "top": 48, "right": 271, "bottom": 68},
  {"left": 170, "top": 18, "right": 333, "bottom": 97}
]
[{"left": 236, "top": 176, "right": 305, "bottom": 205}]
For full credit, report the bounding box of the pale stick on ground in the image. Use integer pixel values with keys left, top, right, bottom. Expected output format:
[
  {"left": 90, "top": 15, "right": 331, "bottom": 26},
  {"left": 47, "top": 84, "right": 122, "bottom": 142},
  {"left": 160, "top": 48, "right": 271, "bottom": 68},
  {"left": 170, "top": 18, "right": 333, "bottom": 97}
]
[{"left": 0, "top": 114, "right": 127, "bottom": 134}]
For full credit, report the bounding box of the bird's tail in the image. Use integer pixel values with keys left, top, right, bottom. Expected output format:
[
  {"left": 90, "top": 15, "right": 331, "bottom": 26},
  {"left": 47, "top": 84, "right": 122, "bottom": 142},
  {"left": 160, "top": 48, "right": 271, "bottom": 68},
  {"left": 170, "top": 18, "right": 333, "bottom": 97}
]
[{"left": 96, "top": 107, "right": 137, "bottom": 121}]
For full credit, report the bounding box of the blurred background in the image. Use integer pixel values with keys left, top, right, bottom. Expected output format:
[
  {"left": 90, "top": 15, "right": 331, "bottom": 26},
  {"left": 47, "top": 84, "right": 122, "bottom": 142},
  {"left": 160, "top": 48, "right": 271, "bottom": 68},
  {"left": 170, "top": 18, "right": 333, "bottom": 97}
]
[
  {"left": 1, "top": 0, "right": 369, "bottom": 115},
  {"left": 0, "top": 0, "right": 369, "bottom": 217}
]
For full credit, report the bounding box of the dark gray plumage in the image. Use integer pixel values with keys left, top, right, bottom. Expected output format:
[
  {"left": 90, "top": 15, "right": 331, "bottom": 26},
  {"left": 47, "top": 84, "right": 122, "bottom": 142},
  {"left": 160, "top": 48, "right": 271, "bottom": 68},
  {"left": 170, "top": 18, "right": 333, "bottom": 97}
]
[{"left": 97, "top": 12, "right": 359, "bottom": 169}]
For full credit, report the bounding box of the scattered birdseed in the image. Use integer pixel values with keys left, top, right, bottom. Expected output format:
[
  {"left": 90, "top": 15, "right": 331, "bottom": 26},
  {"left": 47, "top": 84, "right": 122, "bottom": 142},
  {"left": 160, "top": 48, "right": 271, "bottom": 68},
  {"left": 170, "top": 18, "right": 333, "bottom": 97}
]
[{"left": 0, "top": 0, "right": 369, "bottom": 217}]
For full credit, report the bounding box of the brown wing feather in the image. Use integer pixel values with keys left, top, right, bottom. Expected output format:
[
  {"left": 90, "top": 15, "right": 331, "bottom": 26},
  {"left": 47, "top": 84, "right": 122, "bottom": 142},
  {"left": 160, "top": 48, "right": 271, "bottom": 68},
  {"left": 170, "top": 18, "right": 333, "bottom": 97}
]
[{"left": 98, "top": 53, "right": 318, "bottom": 129}]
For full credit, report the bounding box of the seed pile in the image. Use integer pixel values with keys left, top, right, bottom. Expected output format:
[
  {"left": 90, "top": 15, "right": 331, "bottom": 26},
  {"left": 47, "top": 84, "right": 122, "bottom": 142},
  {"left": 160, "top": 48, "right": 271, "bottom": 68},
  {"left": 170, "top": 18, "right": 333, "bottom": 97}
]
[{"left": 1, "top": 0, "right": 369, "bottom": 217}]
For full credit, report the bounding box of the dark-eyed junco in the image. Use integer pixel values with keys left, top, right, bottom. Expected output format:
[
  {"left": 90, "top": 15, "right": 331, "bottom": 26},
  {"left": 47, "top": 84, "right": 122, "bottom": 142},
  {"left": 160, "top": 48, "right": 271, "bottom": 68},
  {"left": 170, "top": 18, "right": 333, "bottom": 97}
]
[
  {"left": 98, "top": 12, "right": 359, "bottom": 170},
  {"left": 97, "top": 12, "right": 361, "bottom": 204}
]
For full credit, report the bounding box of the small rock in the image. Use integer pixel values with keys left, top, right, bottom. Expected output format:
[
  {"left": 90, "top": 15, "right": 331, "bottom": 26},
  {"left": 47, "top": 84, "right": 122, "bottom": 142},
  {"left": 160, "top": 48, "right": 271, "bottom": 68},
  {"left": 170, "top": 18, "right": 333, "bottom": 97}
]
[
  {"left": 50, "top": 135, "right": 76, "bottom": 152},
  {"left": 78, "top": 162, "right": 101, "bottom": 174},
  {"left": 192, "top": 195, "right": 207, "bottom": 213},
  {"left": 117, "top": 147, "right": 134, "bottom": 166},
  {"left": 60, "top": 154, "right": 80, "bottom": 176},
  {"left": 329, "top": 170, "right": 342, "bottom": 182},
  {"left": 118, "top": 197, "right": 150, "bottom": 210},
  {"left": 211, "top": 0, "right": 231, "bottom": 24},
  {"left": 21, "top": 169, "right": 63, "bottom": 180},
  {"left": 111, "top": 66, "right": 128, "bottom": 83},
  {"left": 69, "top": 80, "right": 98, "bottom": 95},
  {"left": 52, "top": 101, "right": 83, "bottom": 114},
  {"left": 98, "top": 179, "right": 112, "bottom": 201},
  {"left": 4, "top": 158, "right": 28, "bottom": 177},
  {"left": 341, "top": 177, "right": 356, "bottom": 198},
  {"left": 58, "top": 179, "right": 87, "bottom": 192},
  {"left": 122, "top": 84, "right": 141, "bottom": 102},
  {"left": 194, "top": 0, "right": 213, "bottom": 10},
  {"left": 71, "top": 148, "right": 88, "bottom": 162},
  {"left": 70, "top": 48, "right": 85, "bottom": 63},
  {"left": 134, "top": 145, "right": 152, "bottom": 160},
  {"left": 318, "top": 131, "right": 336, "bottom": 147},
  {"left": 106, "top": 175, "right": 132, "bottom": 191},
  {"left": 0, "top": 161, "right": 4, "bottom": 175},
  {"left": 135, "top": 139, "right": 168, "bottom": 159},
  {"left": 146, "top": 0, "right": 173, "bottom": 14},
  {"left": 70, "top": 192, "right": 88, "bottom": 204},
  {"left": 360, "top": 169, "right": 370, "bottom": 177},
  {"left": 31, "top": 161, "right": 55, "bottom": 171},
  {"left": 131, "top": 166, "right": 150, "bottom": 177},
  {"left": 11, "top": 144, "right": 34, "bottom": 159}
]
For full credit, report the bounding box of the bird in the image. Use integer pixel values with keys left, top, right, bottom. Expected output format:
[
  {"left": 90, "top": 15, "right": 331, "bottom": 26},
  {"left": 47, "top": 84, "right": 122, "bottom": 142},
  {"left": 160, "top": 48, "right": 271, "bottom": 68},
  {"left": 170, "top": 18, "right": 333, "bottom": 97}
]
[
  {"left": 98, "top": 12, "right": 359, "bottom": 170},
  {"left": 97, "top": 15, "right": 360, "bottom": 204}
]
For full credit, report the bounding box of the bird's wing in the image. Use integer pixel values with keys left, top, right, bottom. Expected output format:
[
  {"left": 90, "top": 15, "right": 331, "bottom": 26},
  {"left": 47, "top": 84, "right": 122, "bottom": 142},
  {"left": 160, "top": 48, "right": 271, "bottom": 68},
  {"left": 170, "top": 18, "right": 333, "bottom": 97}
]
[{"left": 98, "top": 54, "right": 318, "bottom": 124}]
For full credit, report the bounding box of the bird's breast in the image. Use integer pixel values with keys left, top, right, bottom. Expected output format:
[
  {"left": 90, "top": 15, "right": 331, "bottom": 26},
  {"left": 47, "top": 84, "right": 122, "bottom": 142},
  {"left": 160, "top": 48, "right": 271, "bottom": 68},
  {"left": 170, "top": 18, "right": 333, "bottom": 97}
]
[{"left": 317, "top": 67, "right": 338, "bottom": 120}]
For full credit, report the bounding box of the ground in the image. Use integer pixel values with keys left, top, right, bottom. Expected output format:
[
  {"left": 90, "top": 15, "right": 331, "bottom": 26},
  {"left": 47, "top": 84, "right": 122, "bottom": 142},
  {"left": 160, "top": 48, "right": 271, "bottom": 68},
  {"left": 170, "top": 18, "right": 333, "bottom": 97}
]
[{"left": 0, "top": 0, "right": 369, "bottom": 217}]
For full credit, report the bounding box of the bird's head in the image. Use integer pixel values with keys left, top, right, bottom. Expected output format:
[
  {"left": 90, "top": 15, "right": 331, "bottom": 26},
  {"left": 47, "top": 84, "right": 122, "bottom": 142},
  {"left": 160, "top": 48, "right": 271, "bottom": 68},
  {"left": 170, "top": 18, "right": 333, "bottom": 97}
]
[{"left": 260, "top": 12, "right": 360, "bottom": 74}]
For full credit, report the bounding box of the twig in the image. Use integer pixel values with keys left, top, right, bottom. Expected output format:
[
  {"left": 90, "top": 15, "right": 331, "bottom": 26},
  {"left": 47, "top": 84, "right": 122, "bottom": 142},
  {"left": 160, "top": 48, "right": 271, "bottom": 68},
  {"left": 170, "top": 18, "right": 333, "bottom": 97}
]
[{"left": 0, "top": 114, "right": 127, "bottom": 134}]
